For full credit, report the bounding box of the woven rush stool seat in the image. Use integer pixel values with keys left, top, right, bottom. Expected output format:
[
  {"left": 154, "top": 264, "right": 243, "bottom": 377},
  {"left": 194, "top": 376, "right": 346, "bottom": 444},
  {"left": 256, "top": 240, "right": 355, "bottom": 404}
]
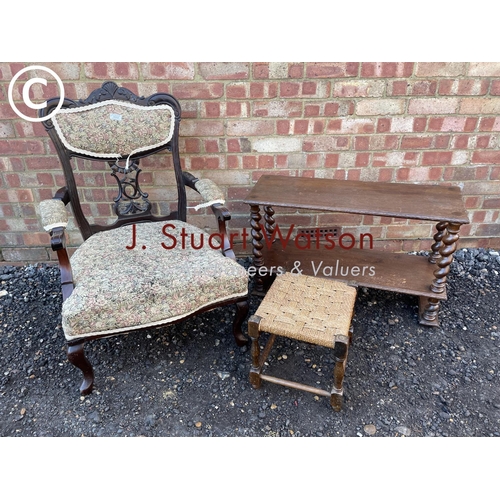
[{"left": 248, "top": 272, "right": 357, "bottom": 411}]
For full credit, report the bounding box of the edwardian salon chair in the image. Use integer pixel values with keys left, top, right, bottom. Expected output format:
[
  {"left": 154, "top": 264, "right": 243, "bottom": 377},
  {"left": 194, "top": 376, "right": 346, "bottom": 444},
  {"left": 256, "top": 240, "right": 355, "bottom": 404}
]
[{"left": 38, "top": 81, "right": 249, "bottom": 394}]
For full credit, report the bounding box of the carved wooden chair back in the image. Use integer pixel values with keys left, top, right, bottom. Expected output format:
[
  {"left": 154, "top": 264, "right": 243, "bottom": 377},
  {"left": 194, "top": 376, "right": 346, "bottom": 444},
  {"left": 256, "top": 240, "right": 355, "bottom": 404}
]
[{"left": 40, "top": 81, "right": 187, "bottom": 240}]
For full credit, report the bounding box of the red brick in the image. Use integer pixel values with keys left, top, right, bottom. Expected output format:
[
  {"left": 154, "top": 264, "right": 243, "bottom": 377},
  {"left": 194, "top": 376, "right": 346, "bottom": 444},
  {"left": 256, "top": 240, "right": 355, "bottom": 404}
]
[
  {"left": 479, "top": 117, "right": 500, "bottom": 132},
  {"left": 463, "top": 196, "right": 481, "bottom": 209},
  {"left": 361, "top": 62, "right": 413, "bottom": 78},
  {"left": 190, "top": 156, "right": 220, "bottom": 169},
  {"left": 303, "top": 137, "right": 349, "bottom": 152},
  {"left": 413, "top": 80, "right": 438, "bottom": 95},
  {"left": 305, "top": 154, "right": 321, "bottom": 168},
  {"left": 465, "top": 117, "right": 478, "bottom": 131},
  {"left": 354, "top": 136, "right": 370, "bottom": 150},
  {"left": 326, "top": 119, "right": 341, "bottom": 132},
  {"left": 198, "top": 62, "right": 249, "bottom": 80},
  {"left": 391, "top": 81, "right": 408, "bottom": 95},
  {"left": 302, "top": 82, "right": 317, "bottom": 95},
  {"left": 483, "top": 198, "right": 500, "bottom": 209},
  {"left": 226, "top": 139, "right": 241, "bottom": 153},
  {"left": 280, "top": 82, "right": 300, "bottom": 97},
  {"left": 324, "top": 102, "right": 340, "bottom": 116},
  {"left": 0, "top": 189, "right": 34, "bottom": 203},
  {"left": 171, "top": 83, "right": 224, "bottom": 99},
  {"left": 293, "top": 120, "right": 309, "bottom": 134},
  {"left": 226, "top": 156, "right": 240, "bottom": 169},
  {"left": 435, "top": 135, "right": 451, "bottom": 148},
  {"left": 204, "top": 140, "right": 219, "bottom": 153},
  {"left": 251, "top": 82, "right": 277, "bottom": 99},
  {"left": 422, "top": 151, "right": 453, "bottom": 165},
  {"left": 475, "top": 224, "right": 500, "bottom": 237},
  {"left": 141, "top": 62, "right": 194, "bottom": 79},
  {"left": 401, "top": 136, "right": 433, "bottom": 149},
  {"left": 471, "top": 151, "right": 500, "bottom": 164},
  {"left": 242, "top": 156, "right": 257, "bottom": 169},
  {"left": 84, "top": 62, "right": 139, "bottom": 80},
  {"left": 306, "top": 63, "right": 359, "bottom": 78},
  {"left": 325, "top": 154, "right": 339, "bottom": 167},
  {"left": 253, "top": 63, "right": 269, "bottom": 79},
  {"left": 413, "top": 117, "right": 427, "bottom": 132},
  {"left": 459, "top": 79, "right": 489, "bottom": 95},
  {"left": 476, "top": 136, "right": 491, "bottom": 148},
  {"left": 277, "top": 120, "right": 291, "bottom": 135},
  {"left": 453, "top": 135, "right": 470, "bottom": 149},
  {"left": 313, "top": 120, "right": 325, "bottom": 134},
  {"left": 347, "top": 169, "right": 360, "bottom": 180},
  {"left": 227, "top": 83, "right": 247, "bottom": 99},
  {"left": 257, "top": 155, "right": 274, "bottom": 169},
  {"left": 289, "top": 64, "right": 304, "bottom": 78},
  {"left": 4, "top": 173, "right": 21, "bottom": 188},
  {"left": 356, "top": 153, "right": 370, "bottom": 167},
  {"left": 378, "top": 168, "right": 394, "bottom": 182},
  {"left": 276, "top": 155, "right": 288, "bottom": 168},
  {"left": 304, "top": 104, "right": 320, "bottom": 117},
  {"left": 36, "top": 173, "right": 54, "bottom": 186},
  {"left": 491, "top": 80, "right": 500, "bottom": 95},
  {"left": 0, "top": 140, "right": 44, "bottom": 155},
  {"left": 181, "top": 138, "right": 201, "bottom": 153},
  {"left": 491, "top": 167, "right": 500, "bottom": 180},
  {"left": 438, "top": 78, "right": 489, "bottom": 95}
]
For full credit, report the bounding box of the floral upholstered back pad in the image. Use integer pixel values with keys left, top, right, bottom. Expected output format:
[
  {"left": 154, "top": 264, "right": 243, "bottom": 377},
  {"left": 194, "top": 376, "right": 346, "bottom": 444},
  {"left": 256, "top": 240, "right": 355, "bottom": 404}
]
[{"left": 52, "top": 100, "right": 175, "bottom": 158}]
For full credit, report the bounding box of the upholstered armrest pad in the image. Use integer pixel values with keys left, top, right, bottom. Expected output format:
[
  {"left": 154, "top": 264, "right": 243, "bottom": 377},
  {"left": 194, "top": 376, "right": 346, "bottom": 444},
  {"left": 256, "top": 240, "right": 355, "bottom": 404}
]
[
  {"left": 190, "top": 178, "right": 225, "bottom": 211},
  {"left": 40, "top": 199, "right": 69, "bottom": 232}
]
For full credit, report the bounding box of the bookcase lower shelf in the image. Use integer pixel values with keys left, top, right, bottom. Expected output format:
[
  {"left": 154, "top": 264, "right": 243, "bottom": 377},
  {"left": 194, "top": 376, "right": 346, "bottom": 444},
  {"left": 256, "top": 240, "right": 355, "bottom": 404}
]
[{"left": 257, "top": 243, "right": 446, "bottom": 326}]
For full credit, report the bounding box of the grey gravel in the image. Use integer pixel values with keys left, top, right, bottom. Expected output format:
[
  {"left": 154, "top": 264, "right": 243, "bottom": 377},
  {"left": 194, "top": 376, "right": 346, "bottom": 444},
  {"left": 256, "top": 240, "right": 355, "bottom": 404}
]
[{"left": 0, "top": 248, "right": 499, "bottom": 437}]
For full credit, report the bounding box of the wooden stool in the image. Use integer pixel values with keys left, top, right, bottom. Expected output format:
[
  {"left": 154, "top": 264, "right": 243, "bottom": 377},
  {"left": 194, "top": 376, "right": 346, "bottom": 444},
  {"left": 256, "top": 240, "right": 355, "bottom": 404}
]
[{"left": 249, "top": 272, "right": 357, "bottom": 411}]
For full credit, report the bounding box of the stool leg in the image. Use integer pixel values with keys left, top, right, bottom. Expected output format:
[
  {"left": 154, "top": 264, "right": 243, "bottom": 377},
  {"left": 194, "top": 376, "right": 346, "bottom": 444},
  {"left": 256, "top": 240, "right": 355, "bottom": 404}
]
[
  {"left": 330, "top": 340, "right": 348, "bottom": 411},
  {"left": 248, "top": 315, "right": 263, "bottom": 389}
]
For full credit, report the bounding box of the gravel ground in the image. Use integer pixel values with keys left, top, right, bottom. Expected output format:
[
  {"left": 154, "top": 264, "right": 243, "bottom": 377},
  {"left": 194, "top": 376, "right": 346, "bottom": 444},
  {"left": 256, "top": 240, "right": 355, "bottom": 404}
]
[{"left": 0, "top": 248, "right": 499, "bottom": 438}]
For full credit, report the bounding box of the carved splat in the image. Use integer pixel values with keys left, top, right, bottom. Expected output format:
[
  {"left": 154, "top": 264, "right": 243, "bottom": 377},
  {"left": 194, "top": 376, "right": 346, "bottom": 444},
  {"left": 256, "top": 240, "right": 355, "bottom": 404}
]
[{"left": 109, "top": 159, "right": 151, "bottom": 217}]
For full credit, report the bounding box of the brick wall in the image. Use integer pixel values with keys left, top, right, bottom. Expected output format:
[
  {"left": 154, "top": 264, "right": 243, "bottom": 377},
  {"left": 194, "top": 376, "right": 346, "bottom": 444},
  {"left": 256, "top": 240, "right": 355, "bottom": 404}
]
[{"left": 0, "top": 61, "right": 499, "bottom": 263}]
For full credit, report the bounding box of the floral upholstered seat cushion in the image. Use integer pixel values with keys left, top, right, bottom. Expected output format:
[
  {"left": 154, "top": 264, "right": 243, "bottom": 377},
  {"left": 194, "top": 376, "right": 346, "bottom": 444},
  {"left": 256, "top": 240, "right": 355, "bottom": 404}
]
[{"left": 62, "top": 221, "right": 248, "bottom": 340}]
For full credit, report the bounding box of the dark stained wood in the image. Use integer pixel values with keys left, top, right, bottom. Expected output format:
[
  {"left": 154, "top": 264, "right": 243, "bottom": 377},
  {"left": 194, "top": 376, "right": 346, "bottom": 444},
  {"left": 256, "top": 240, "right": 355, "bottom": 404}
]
[
  {"left": 248, "top": 290, "right": 354, "bottom": 411},
  {"left": 260, "top": 242, "right": 447, "bottom": 300},
  {"left": 419, "top": 296, "right": 440, "bottom": 326},
  {"left": 67, "top": 341, "right": 94, "bottom": 395},
  {"left": 39, "top": 81, "right": 249, "bottom": 394},
  {"left": 331, "top": 340, "right": 348, "bottom": 411},
  {"left": 233, "top": 300, "right": 249, "bottom": 346},
  {"left": 244, "top": 175, "right": 470, "bottom": 224},
  {"left": 245, "top": 175, "right": 469, "bottom": 326}
]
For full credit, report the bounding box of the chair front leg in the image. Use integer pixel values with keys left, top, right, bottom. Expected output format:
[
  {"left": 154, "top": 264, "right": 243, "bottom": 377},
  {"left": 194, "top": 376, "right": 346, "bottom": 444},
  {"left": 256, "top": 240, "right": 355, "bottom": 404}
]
[
  {"left": 67, "top": 341, "right": 95, "bottom": 395},
  {"left": 233, "top": 299, "right": 249, "bottom": 346}
]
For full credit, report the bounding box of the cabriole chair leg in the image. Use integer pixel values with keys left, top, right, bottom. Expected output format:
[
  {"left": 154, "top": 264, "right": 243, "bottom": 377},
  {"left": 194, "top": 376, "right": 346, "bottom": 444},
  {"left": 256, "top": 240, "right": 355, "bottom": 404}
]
[{"left": 67, "top": 341, "right": 94, "bottom": 395}]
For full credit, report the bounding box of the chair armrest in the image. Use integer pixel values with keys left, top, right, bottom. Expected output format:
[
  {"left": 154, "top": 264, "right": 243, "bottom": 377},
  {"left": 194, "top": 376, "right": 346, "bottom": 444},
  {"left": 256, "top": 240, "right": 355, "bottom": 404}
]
[
  {"left": 182, "top": 172, "right": 236, "bottom": 259},
  {"left": 39, "top": 198, "right": 69, "bottom": 233},
  {"left": 183, "top": 171, "right": 225, "bottom": 211},
  {"left": 39, "top": 188, "right": 75, "bottom": 300}
]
